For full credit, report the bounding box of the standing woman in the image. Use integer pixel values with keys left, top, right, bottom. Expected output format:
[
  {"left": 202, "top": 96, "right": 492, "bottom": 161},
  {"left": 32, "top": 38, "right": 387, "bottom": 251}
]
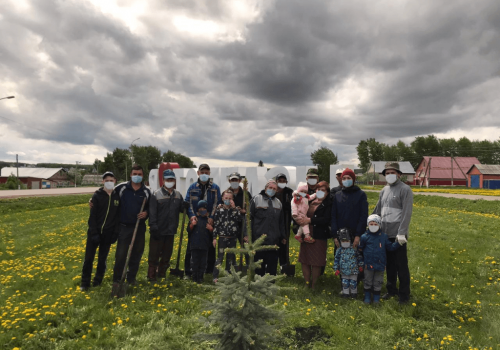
[
  {"left": 331, "top": 169, "right": 368, "bottom": 249},
  {"left": 296, "top": 181, "right": 332, "bottom": 289}
]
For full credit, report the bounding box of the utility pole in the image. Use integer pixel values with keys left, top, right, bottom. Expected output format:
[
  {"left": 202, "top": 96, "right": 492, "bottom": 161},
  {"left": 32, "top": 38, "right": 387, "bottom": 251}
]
[
  {"left": 16, "top": 154, "right": 20, "bottom": 190},
  {"left": 451, "top": 153, "right": 454, "bottom": 186},
  {"left": 75, "top": 161, "right": 81, "bottom": 187}
]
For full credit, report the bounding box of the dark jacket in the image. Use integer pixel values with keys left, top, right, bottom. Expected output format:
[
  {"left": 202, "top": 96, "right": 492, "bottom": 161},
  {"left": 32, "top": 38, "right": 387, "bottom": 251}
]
[
  {"left": 188, "top": 215, "right": 211, "bottom": 250},
  {"left": 330, "top": 185, "right": 342, "bottom": 197},
  {"left": 115, "top": 181, "right": 151, "bottom": 226},
  {"left": 331, "top": 185, "right": 368, "bottom": 238},
  {"left": 213, "top": 206, "right": 243, "bottom": 239},
  {"left": 250, "top": 190, "right": 286, "bottom": 245},
  {"left": 231, "top": 188, "right": 253, "bottom": 209},
  {"left": 358, "top": 229, "right": 400, "bottom": 271},
  {"left": 88, "top": 187, "right": 121, "bottom": 243},
  {"left": 185, "top": 180, "right": 221, "bottom": 219},
  {"left": 309, "top": 196, "right": 332, "bottom": 240},
  {"left": 276, "top": 186, "right": 293, "bottom": 233},
  {"left": 149, "top": 187, "right": 184, "bottom": 236}
]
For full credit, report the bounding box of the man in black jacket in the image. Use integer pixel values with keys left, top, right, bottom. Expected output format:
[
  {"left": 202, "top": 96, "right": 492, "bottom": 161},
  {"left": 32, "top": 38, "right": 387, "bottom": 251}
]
[
  {"left": 330, "top": 168, "right": 344, "bottom": 196},
  {"left": 81, "top": 172, "right": 120, "bottom": 291},
  {"left": 148, "top": 169, "right": 185, "bottom": 281},
  {"left": 275, "top": 173, "right": 293, "bottom": 273}
]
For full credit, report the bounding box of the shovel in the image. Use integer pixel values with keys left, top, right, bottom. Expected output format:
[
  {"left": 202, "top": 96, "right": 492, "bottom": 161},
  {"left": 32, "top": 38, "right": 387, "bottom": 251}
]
[
  {"left": 235, "top": 185, "right": 248, "bottom": 274},
  {"left": 281, "top": 203, "right": 295, "bottom": 277},
  {"left": 111, "top": 197, "right": 147, "bottom": 298},
  {"left": 170, "top": 207, "right": 187, "bottom": 278}
]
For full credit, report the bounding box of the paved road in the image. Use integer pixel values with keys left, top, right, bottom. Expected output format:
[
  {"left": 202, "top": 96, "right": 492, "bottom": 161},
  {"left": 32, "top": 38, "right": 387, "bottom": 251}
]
[
  {"left": 0, "top": 187, "right": 100, "bottom": 199},
  {"left": 364, "top": 189, "right": 500, "bottom": 201}
]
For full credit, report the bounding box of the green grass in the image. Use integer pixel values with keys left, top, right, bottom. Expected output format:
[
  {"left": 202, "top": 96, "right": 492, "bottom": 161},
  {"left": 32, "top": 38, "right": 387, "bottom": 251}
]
[{"left": 0, "top": 193, "right": 499, "bottom": 349}]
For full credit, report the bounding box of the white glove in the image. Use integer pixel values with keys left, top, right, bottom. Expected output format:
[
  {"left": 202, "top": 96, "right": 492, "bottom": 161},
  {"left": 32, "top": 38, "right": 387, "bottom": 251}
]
[{"left": 396, "top": 235, "right": 407, "bottom": 245}]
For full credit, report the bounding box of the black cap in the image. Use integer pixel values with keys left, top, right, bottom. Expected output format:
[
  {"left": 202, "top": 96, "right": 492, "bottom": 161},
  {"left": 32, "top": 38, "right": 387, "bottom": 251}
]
[
  {"left": 275, "top": 173, "right": 287, "bottom": 181},
  {"left": 102, "top": 171, "right": 116, "bottom": 179},
  {"left": 198, "top": 163, "right": 210, "bottom": 171}
]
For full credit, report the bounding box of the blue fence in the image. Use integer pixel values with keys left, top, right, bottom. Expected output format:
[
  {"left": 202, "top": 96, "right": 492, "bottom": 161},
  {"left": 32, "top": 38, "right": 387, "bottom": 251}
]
[{"left": 483, "top": 180, "right": 500, "bottom": 190}]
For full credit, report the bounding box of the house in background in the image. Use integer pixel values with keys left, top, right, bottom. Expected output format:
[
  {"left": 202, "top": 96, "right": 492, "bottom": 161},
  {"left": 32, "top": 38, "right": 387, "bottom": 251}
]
[
  {"left": 0, "top": 167, "right": 72, "bottom": 189},
  {"left": 414, "top": 156, "right": 480, "bottom": 186},
  {"left": 466, "top": 164, "right": 500, "bottom": 189},
  {"left": 367, "top": 161, "right": 416, "bottom": 185}
]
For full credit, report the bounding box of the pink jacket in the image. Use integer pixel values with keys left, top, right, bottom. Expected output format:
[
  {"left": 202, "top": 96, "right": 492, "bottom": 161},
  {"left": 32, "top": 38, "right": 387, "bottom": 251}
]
[{"left": 291, "top": 184, "right": 316, "bottom": 219}]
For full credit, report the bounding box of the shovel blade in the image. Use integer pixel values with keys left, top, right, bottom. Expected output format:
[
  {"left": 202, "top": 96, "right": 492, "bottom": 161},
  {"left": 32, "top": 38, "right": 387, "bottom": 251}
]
[{"left": 169, "top": 268, "right": 185, "bottom": 278}]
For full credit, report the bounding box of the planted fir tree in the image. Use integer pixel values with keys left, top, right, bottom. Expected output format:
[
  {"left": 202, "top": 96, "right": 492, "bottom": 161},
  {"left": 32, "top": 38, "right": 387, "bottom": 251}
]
[{"left": 199, "top": 179, "right": 283, "bottom": 350}]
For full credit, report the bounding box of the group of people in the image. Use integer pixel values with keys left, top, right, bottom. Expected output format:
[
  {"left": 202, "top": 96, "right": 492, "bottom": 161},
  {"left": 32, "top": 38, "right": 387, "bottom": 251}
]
[{"left": 81, "top": 161, "right": 413, "bottom": 304}]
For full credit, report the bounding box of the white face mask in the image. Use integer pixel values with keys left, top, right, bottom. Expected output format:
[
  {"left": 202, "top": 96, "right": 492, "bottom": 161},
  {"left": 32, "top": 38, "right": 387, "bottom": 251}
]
[
  {"left": 369, "top": 225, "right": 379, "bottom": 233},
  {"left": 104, "top": 181, "right": 115, "bottom": 190},
  {"left": 230, "top": 182, "right": 239, "bottom": 189},
  {"left": 386, "top": 174, "right": 397, "bottom": 184},
  {"left": 165, "top": 181, "right": 175, "bottom": 189},
  {"left": 278, "top": 183, "right": 286, "bottom": 189},
  {"left": 307, "top": 178, "right": 318, "bottom": 186},
  {"left": 298, "top": 192, "right": 307, "bottom": 197},
  {"left": 341, "top": 241, "right": 350, "bottom": 248},
  {"left": 316, "top": 190, "right": 325, "bottom": 199}
]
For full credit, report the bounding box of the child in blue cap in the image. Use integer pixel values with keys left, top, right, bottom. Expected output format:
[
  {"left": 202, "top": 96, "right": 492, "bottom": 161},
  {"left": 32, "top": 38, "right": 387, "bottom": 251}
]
[{"left": 188, "top": 200, "right": 213, "bottom": 283}]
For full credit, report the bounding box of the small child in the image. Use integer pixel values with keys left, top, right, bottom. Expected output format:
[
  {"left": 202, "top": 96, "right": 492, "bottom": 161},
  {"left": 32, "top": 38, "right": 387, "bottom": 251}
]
[
  {"left": 358, "top": 214, "right": 402, "bottom": 305},
  {"left": 212, "top": 190, "right": 245, "bottom": 283},
  {"left": 292, "top": 183, "right": 316, "bottom": 243},
  {"left": 188, "top": 200, "right": 213, "bottom": 283},
  {"left": 334, "top": 228, "right": 364, "bottom": 298}
]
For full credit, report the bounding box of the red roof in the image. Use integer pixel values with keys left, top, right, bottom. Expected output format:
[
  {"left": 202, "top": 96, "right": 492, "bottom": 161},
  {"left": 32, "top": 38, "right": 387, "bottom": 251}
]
[{"left": 417, "top": 156, "right": 480, "bottom": 179}]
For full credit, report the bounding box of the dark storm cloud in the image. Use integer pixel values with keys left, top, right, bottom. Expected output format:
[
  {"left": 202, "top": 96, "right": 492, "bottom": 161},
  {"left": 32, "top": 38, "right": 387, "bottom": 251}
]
[{"left": 2, "top": 0, "right": 500, "bottom": 166}]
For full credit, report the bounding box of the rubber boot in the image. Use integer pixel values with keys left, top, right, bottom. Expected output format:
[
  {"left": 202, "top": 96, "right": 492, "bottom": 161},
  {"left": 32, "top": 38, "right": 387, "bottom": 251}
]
[
  {"left": 373, "top": 293, "right": 381, "bottom": 305},
  {"left": 364, "top": 290, "right": 371, "bottom": 304},
  {"left": 147, "top": 265, "right": 157, "bottom": 282}
]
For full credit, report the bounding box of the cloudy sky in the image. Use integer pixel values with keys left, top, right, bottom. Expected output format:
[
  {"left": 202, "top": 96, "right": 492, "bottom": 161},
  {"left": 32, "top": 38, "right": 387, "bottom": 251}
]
[{"left": 1, "top": 0, "right": 500, "bottom": 167}]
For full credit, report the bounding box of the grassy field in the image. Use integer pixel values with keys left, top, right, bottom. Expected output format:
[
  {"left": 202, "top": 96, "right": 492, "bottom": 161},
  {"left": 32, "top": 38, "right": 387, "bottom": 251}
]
[
  {"left": 359, "top": 185, "right": 500, "bottom": 197},
  {"left": 0, "top": 193, "right": 499, "bottom": 349}
]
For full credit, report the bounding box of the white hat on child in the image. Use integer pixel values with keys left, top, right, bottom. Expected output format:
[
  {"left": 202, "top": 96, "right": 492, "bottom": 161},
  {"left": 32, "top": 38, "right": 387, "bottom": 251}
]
[{"left": 367, "top": 214, "right": 381, "bottom": 226}]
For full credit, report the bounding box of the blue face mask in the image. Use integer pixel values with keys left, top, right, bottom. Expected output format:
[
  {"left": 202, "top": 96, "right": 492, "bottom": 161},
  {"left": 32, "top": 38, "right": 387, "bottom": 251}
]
[
  {"left": 266, "top": 189, "right": 276, "bottom": 197},
  {"left": 199, "top": 174, "right": 210, "bottom": 182},
  {"left": 342, "top": 179, "right": 353, "bottom": 187},
  {"left": 131, "top": 175, "right": 142, "bottom": 184},
  {"left": 199, "top": 208, "right": 207, "bottom": 216},
  {"left": 223, "top": 199, "right": 231, "bottom": 206}
]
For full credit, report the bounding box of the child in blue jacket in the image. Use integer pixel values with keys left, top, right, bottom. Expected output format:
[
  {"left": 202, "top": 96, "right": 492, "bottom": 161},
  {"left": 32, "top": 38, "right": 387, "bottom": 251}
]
[
  {"left": 358, "top": 214, "right": 402, "bottom": 304},
  {"left": 188, "top": 200, "right": 213, "bottom": 283},
  {"left": 334, "top": 228, "right": 364, "bottom": 299}
]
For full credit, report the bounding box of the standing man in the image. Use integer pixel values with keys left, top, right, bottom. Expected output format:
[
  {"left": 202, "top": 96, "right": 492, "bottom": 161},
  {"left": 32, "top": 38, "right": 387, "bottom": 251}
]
[
  {"left": 147, "top": 169, "right": 185, "bottom": 282},
  {"left": 250, "top": 180, "right": 287, "bottom": 276},
  {"left": 275, "top": 173, "right": 293, "bottom": 272},
  {"left": 330, "top": 168, "right": 344, "bottom": 196},
  {"left": 305, "top": 168, "right": 320, "bottom": 195},
  {"left": 112, "top": 165, "right": 151, "bottom": 290},
  {"left": 184, "top": 164, "right": 222, "bottom": 278},
  {"left": 373, "top": 162, "right": 413, "bottom": 304},
  {"left": 227, "top": 172, "right": 251, "bottom": 266},
  {"left": 81, "top": 171, "right": 120, "bottom": 291}
]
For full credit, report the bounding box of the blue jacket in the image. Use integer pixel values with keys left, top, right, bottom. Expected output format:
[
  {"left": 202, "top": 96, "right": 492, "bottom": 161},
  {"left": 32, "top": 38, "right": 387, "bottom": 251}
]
[
  {"left": 187, "top": 215, "right": 211, "bottom": 250},
  {"left": 115, "top": 181, "right": 151, "bottom": 226},
  {"left": 358, "top": 229, "right": 400, "bottom": 271},
  {"left": 334, "top": 246, "right": 363, "bottom": 275},
  {"left": 331, "top": 185, "right": 368, "bottom": 238},
  {"left": 185, "top": 180, "right": 222, "bottom": 219}
]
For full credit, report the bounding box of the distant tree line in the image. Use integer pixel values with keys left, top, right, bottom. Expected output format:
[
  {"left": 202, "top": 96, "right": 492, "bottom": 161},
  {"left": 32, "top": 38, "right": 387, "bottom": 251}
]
[
  {"left": 95, "top": 146, "right": 196, "bottom": 182},
  {"left": 356, "top": 135, "right": 500, "bottom": 172}
]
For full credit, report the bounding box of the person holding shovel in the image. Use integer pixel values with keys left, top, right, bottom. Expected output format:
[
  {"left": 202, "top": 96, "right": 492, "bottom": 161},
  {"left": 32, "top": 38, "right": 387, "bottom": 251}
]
[
  {"left": 111, "top": 165, "right": 151, "bottom": 290},
  {"left": 147, "top": 169, "right": 185, "bottom": 282}
]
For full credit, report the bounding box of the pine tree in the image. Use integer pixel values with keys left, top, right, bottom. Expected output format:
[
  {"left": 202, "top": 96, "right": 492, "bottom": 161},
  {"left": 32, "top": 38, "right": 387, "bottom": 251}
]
[{"left": 198, "top": 179, "right": 283, "bottom": 350}]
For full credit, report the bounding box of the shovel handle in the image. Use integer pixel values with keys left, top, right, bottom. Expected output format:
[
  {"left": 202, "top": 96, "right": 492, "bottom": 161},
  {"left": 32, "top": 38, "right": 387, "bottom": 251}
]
[
  {"left": 120, "top": 197, "right": 147, "bottom": 283},
  {"left": 175, "top": 208, "right": 187, "bottom": 270}
]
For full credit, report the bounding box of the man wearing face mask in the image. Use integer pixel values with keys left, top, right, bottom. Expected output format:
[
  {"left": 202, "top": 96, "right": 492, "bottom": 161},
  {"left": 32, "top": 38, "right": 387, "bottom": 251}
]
[
  {"left": 305, "top": 168, "right": 320, "bottom": 195},
  {"left": 330, "top": 168, "right": 345, "bottom": 196},
  {"left": 275, "top": 173, "right": 294, "bottom": 272},
  {"left": 250, "top": 180, "right": 287, "bottom": 276},
  {"left": 147, "top": 169, "right": 185, "bottom": 282},
  {"left": 80, "top": 172, "right": 121, "bottom": 291},
  {"left": 111, "top": 165, "right": 151, "bottom": 288},
  {"left": 184, "top": 164, "right": 222, "bottom": 277},
  {"left": 373, "top": 162, "right": 413, "bottom": 304}
]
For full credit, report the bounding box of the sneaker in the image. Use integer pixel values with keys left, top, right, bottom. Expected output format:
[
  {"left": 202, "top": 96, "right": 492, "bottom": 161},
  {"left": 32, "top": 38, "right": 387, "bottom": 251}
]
[
  {"left": 382, "top": 293, "right": 396, "bottom": 300},
  {"left": 341, "top": 293, "right": 350, "bottom": 299}
]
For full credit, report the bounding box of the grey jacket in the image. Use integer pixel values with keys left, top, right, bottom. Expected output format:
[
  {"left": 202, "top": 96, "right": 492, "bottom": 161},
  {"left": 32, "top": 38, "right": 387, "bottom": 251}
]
[
  {"left": 373, "top": 180, "right": 413, "bottom": 238},
  {"left": 250, "top": 190, "right": 286, "bottom": 245},
  {"left": 149, "top": 187, "right": 184, "bottom": 236}
]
